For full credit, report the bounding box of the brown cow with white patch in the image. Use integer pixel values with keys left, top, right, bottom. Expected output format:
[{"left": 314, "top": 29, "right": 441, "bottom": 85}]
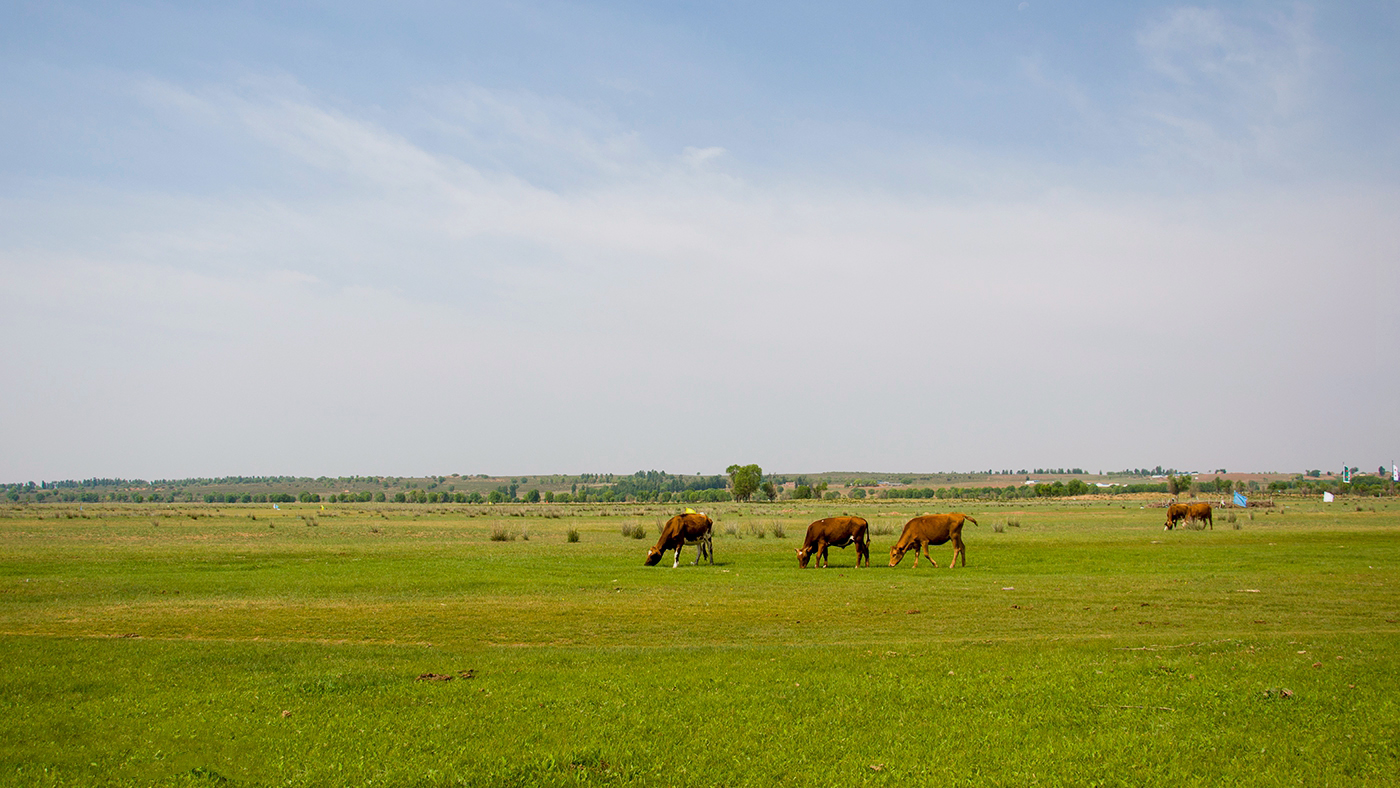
[
  {"left": 888, "top": 513, "right": 977, "bottom": 568},
  {"left": 645, "top": 512, "right": 714, "bottom": 568},
  {"left": 796, "top": 516, "right": 870, "bottom": 569},
  {"left": 1186, "top": 502, "right": 1213, "bottom": 530},
  {"left": 1164, "top": 503, "right": 1189, "bottom": 530}
]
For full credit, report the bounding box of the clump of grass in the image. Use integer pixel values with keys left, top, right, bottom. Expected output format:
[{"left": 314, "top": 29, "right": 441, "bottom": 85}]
[
  {"left": 1007, "top": 518, "right": 1022, "bottom": 528},
  {"left": 748, "top": 522, "right": 767, "bottom": 539},
  {"left": 566, "top": 528, "right": 580, "bottom": 543},
  {"left": 870, "top": 523, "right": 894, "bottom": 536},
  {"left": 1227, "top": 512, "right": 1238, "bottom": 524},
  {"left": 520, "top": 528, "right": 529, "bottom": 541},
  {"left": 771, "top": 522, "right": 786, "bottom": 539},
  {"left": 490, "top": 526, "right": 515, "bottom": 542},
  {"left": 620, "top": 522, "right": 647, "bottom": 539},
  {"left": 724, "top": 524, "right": 740, "bottom": 538},
  {"left": 993, "top": 523, "right": 1005, "bottom": 534}
]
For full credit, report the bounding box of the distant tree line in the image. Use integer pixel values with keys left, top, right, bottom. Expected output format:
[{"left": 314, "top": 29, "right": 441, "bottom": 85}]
[
  {"left": 882, "top": 480, "right": 1175, "bottom": 500},
  {"left": 1265, "top": 475, "right": 1394, "bottom": 496}
]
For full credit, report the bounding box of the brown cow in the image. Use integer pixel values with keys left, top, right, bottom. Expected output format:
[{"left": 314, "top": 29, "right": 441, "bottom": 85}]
[
  {"left": 645, "top": 512, "right": 714, "bottom": 567},
  {"left": 888, "top": 513, "right": 977, "bottom": 568},
  {"left": 1164, "top": 503, "right": 1189, "bottom": 530},
  {"left": 1186, "top": 502, "right": 1213, "bottom": 530},
  {"left": 796, "top": 516, "right": 870, "bottom": 569}
]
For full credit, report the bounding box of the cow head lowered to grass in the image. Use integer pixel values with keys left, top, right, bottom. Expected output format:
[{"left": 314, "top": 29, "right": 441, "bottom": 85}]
[
  {"left": 889, "top": 513, "right": 977, "bottom": 568},
  {"left": 796, "top": 516, "right": 870, "bottom": 568},
  {"left": 645, "top": 512, "right": 714, "bottom": 568}
]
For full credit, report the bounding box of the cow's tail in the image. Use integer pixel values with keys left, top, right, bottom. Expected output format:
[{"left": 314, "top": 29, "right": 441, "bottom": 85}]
[{"left": 965, "top": 515, "right": 979, "bottom": 526}]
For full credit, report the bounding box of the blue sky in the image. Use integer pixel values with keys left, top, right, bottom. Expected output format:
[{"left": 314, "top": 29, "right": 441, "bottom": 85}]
[{"left": 2, "top": 1, "right": 1397, "bottom": 479}]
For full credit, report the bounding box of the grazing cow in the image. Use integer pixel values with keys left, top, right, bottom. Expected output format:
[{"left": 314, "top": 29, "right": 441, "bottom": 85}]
[
  {"left": 889, "top": 513, "right": 977, "bottom": 568},
  {"left": 796, "top": 516, "right": 870, "bottom": 569},
  {"left": 1186, "top": 502, "right": 1213, "bottom": 530},
  {"left": 1164, "top": 503, "right": 1190, "bottom": 530},
  {"left": 645, "top": 512, "right": 714, "bottom": 568}
]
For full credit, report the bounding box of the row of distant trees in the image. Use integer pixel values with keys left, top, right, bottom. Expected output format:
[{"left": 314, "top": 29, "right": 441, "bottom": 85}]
[{"left": 9, "top": 466, "right": 1394, "bottom": 505}]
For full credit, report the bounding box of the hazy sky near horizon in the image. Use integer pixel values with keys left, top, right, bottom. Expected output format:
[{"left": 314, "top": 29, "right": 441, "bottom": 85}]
[{"left": 2, "top": 1, "right": 1397, "bottom": 481}]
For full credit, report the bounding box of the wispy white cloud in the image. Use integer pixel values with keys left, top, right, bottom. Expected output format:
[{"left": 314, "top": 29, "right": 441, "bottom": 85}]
[
  {"left": 680, "top": 146, "right": 726, "bottom": 169},
  {"left": 1134, "top": 4, "right": 1319, "bottom": 172},
  {"left": 2, "top": 61, "right": 1397, "bottom": 478}
]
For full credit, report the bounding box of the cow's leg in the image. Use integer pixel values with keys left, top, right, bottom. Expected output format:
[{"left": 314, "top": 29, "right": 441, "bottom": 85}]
[
  {"left": 672, "top": 545, "right": 682, "bottom": 568},
  {"left": 924, "top": 542, "right": 938, "bottom": 568},
  {"left": 858, "top": 540, "right": 869, "bottom": 568},
  {"left": 952, "top": 534, "right": 965, "bottom": 567}
]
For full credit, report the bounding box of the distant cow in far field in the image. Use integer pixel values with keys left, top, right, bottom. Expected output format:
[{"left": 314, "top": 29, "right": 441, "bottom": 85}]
[
  {"left": 1187, "top": 503, "right": 1213, "bottom": 530},
  {"left": 796, "top": 516, "right": 870, "bottom": 568},
  {"left": 889, "top": 513, "right": 977, "bottom": 568},
  {"left": 645, "top": 512, "right": 714, "bottom": 568},
  {"left": 1164, "top": 503, "right": 1189, "bottom": 530}
]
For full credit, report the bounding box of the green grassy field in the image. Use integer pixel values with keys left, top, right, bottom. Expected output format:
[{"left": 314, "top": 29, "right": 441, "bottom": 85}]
[{"left": 2, "top": 500, "right": 1397, "bottom": 786}]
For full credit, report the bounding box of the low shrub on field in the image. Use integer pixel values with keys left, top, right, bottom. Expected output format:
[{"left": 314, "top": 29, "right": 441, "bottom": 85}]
[
  {"left": 1007, "top": 518, "right": 1022, "bottom": 528},
  {"left": 747, "top": 522, "right": 767, "bottom": 539},
  {"left": 770, "top": 522, "right": 786, "bottom": 539},
  {"left": 620, "top": 522, "right": 646, "bottom": 539},
  {"left": 566, "top": 528, "right": 580, "bottom": 543},
  {"left": 724, "top": 524, "right": 739, "bottom": 538},
  {"left": 993, "top": 523, "right": 1005, "bottom": 533},
  {"left": 490, "top": 526, "right": 514, "bottom": 542},
  {"left": 869, "top": 523, "right": 894, "bottom": 536}
]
